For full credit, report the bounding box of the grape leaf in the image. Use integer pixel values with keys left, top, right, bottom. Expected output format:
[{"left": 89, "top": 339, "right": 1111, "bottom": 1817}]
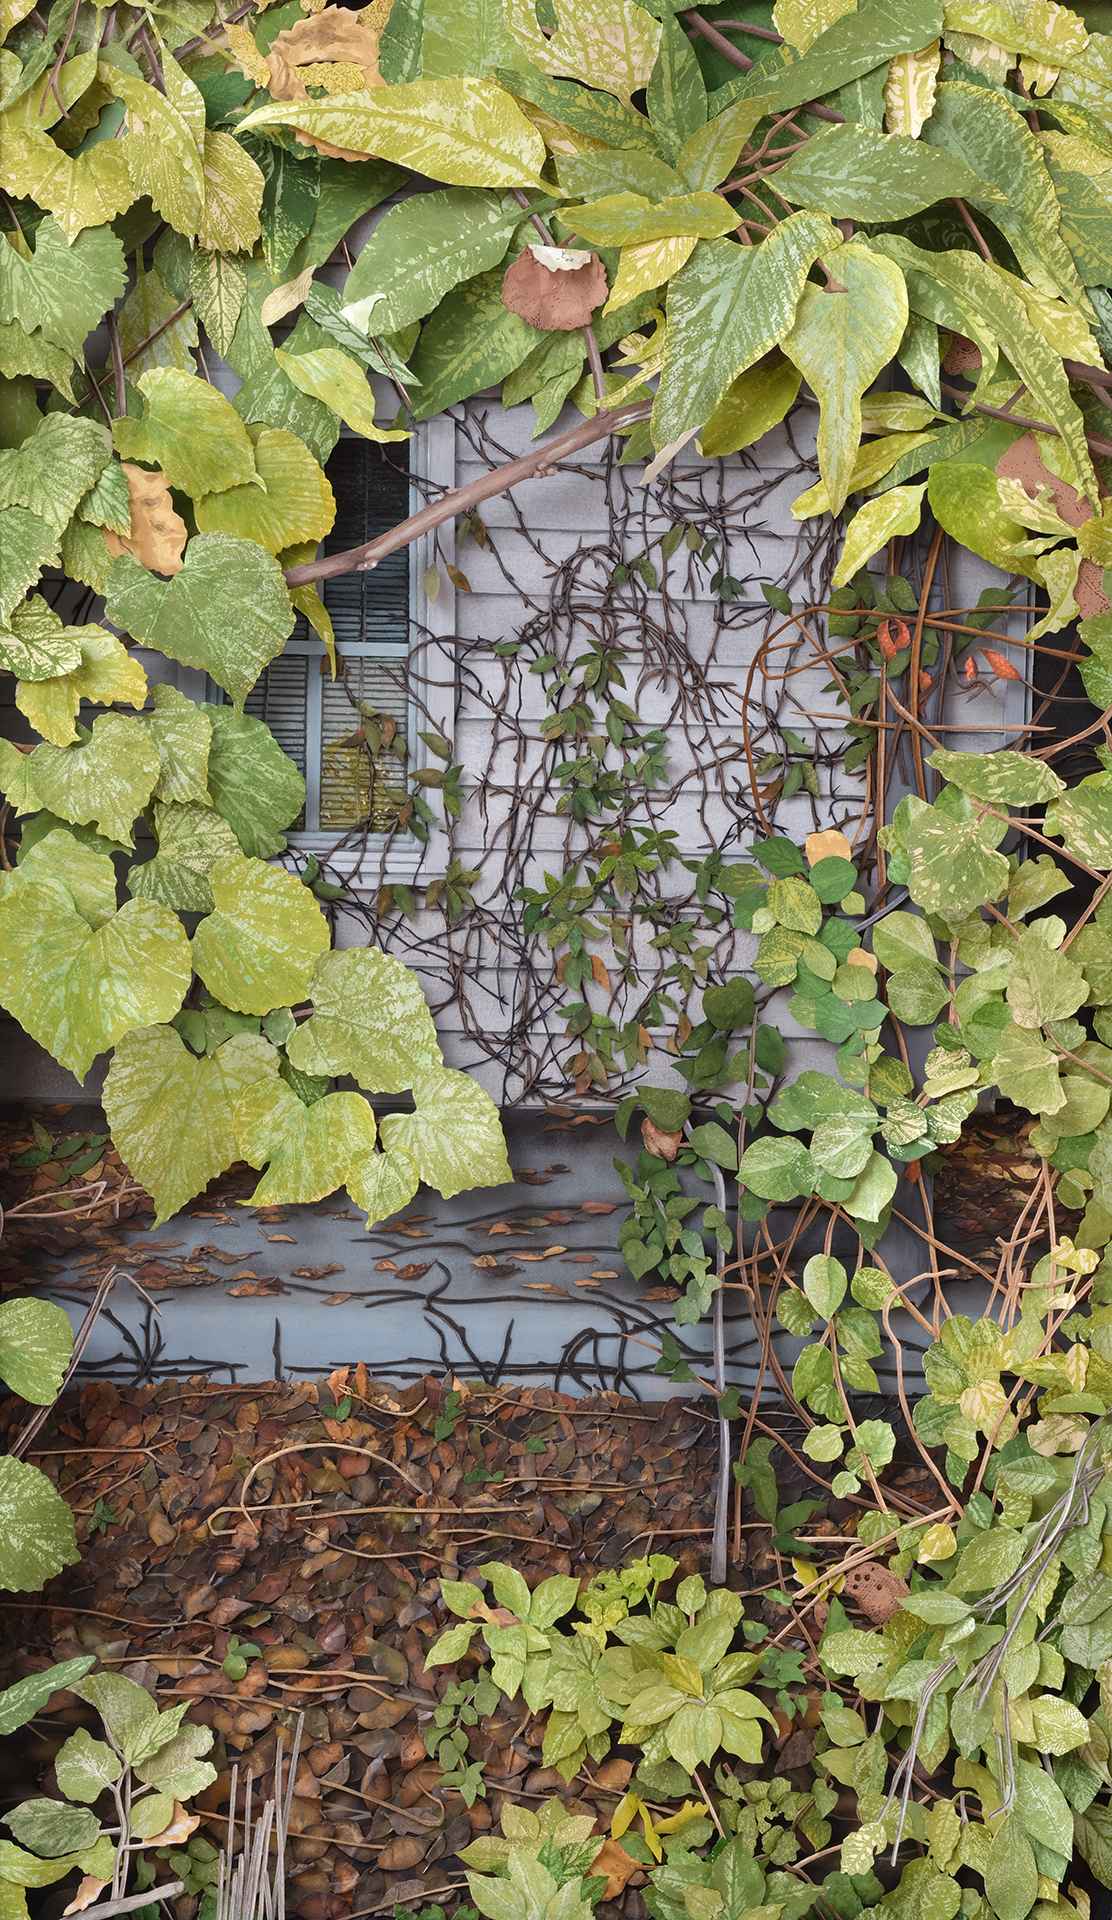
[
  {"left": 105, "top": 533, "right": 295, "bottom": 711},
  {"left": 201, "top": 704, "right": 306, "bottom": 857},
  {"left": 195, "top": 425, "right": 335, "bottom": 553},
  {"left": 128, "top": 801, "right": 243, "bottom": 913},
  {"left": 191, "top": 854, "right": 330, "bottom": 1015},
  {"left": 7, "top": 827, "right": 117, "bottom": 928},
  {"left": 235, "top": 1076, "right": 378, "bottom": 1206},
  {"left": 0, "top": 318, "right": 76, "bottom": 400},
  {"left": 0, "top": 1456, "right": 79, "bottom": 1593},
  {"left": 0, "top": 217, "right": 126, "bottom": 358},
  {"left": 113, "top": 368, "right": 259, "bottom": 499},
  {"left": 379, "top": 1067, "right": 513, "bottom": 1198},
  {"left": 195, "top": 129, "right": 266, "bottom": 253},
  {"left": 0, "top": 506, "right": 60, "bottom": 623},
  {"left": 101, "top": 61, "right": 205, "bottom": 238},
  {"left": 143, "top": 683, "right": 213, "bottom": 806},
  {"left": 15, "top": 618, "right": 147, "bottom": 747},
  {"left": 0, "top": 602, "right": 83, "bottom": 681},
  {"left": 347, "top": 1145, "right": 421, "bottom": 1226},
  {"left": 116, "top": 263, "right": 199, "bottom": 377},
  {"left": 287, "top": 946, "right": 443, "bottom": 1092},
  {"left": 104, "top": 1027, "right": 280, "bottom": 1224},
  {"left": 13, "top": 713, "right": 161, "bottom": 847},
  {"left": 0, "top": 414, "right": 111, "bottom": 532},
  {"left": 0, "top": 1297, "right": 73, "bottom": 1406}
]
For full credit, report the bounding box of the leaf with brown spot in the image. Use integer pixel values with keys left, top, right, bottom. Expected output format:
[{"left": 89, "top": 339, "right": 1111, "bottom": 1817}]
[{"left": 104, "top": 465, "right": 187, "bottom": 576}]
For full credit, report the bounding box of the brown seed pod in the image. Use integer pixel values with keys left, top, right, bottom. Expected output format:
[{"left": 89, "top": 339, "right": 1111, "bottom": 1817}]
[{"left": 501, "top": 245, "right": 608, "bottom": 330}]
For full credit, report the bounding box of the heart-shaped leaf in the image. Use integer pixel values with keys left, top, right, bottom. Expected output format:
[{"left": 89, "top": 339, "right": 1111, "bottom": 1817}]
[
  {"left": 191, "top": 854, "right": 330, "bottom": 1015},
  {"left": 106, "top": 533, "right": 294, "bottom": 711},
  {"left": 287, "top": 947, "right": 442, "bottom": 1092}
]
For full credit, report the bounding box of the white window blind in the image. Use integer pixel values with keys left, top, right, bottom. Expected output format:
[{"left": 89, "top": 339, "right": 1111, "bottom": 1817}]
[{"left": 240, "top": 438, "right": 412, "bottom": 843}]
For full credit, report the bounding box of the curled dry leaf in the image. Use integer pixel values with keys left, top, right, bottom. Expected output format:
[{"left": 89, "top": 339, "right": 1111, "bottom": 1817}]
[
  {"left": 105, "top": 464, "right": 187, "bottom": 576},
  {"left": 63, "top": 1880, "right": 109, "bottom": 1916},
  {"left": 878, "top": 617, "right": 909, "bottom": 660},
  {"left": 267, "top": 7, "right": 385, "bottom": 159},
  {"left": 941, "top": 332, "right": 982, "bottom": 375},
  {"left": 501, "top": 245, "right": 608, "bottom": 330},
  {"left": 641, "top": 1115, "right": 682, "bottom": 1161},
  {"left": 145, "top": 1801, "right": 200, "bottom": 1847}
]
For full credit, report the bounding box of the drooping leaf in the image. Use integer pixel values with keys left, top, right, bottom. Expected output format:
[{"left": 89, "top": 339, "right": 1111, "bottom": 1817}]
[
  {"left": 347, "top": 1145, "right": 421, "bottom": 1226},
  {"left": 143, "top": 684, "right": 212, "bottom": 807},
  {"left": 674, "top": 93, "right": 777, "bottom": 193},
  {"left": 653, "top": 212, "right": 837, "bottom": 446},
  {"left": 928, "top": 459, "right": 1040, "bottom": 580},
  {"left": 200, "top": 704, "right": 306, "bottom": 859},
  {"left": 0, "top": 1456, "right": 79, "bottom": 1593},
  {"left": 0, "top": 879, "right": 191, "bottom": 1081},
  {"left": 832, "top": 483, "right": 926, "bottom": 586},
  {"left": 0, "top": 319, "right": 76, "bottom": 403},
  {"left": 240, "top": 79, "right": 547, "bottom": 188},
  {"left": 75, "top": 461, "right": 131, "bottom": 538},
  {"left": 0, "top": 1298, "right": 73, "bottom": 1405},
  {"left": 273, "top": 346, "right": 409, "bottom": 442},
  {"left": 286, "top": 947, "right": 443, "bottom": 1092},
  {"left": 113, "top": 368, "right": 259, "bottom": 500},
  {"left": 883, "top": 39, "right": 940, "bottom": 136},
  {"left": 0, "top": 218, "right": 126, "bottom": 359},
  {"left": 128, "top": 802, "right": 244, "bottom": 913},
  {"left": 191, "top": 854, "right": 330, "bottom": 1016},
  {"left": 10, "top": 714, "right": 160, "bottom": 847},
  {"left": 195, "top": 130, "right": 266, "bottom": 253},
  {"left": 100, "top": 61, "right": 205, "bottom": 238},
  {"left": 563, "top": 191, "right": 739, "bottom": 247},
  {"left": 104, "top": 1027, "right": 279, "bottom": 1224},
  {"left": 781, "top": 241, "right": 909, "bottom": 516},
  {"left": 188, "top": 249, "right": 246, "bottom": 359},
  {"left": 698, "top": 354, "right": 802, "bottom": 457},
  {"left": 235, "top": 1076, "right": 378, "bottom": 1206},
  {"left": 379, "top": 1067, "right": 513, "bottom": 1198},
  {"left": 776, "top": 122, "right": 997, "bottom": 222},
  {"left": 0, "top": 507, "right": 59, "bottom": 624},
  {"left": 105, "top": 534, "right": 295, "bottom": 711},
  {"left": 339, "top": 186, "right": 523, "bottom": 334},
  {"left": 195, "top": 426, "right": 334, "bottom": 554},
  {"left": 0, "top": 414, "right": 111, "bottom": 533}
]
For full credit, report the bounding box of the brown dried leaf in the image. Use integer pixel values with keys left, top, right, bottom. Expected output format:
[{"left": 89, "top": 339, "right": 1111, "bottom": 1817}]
[
  {"left": 591, "top": 1838, "right": 643, "bottom": 1899},
  {"left": 104, "top": 465, "right": 187, "bottom": 576},
  {"left": 501, "top": 247, "right": 608, "bottom": 330},
  {"left": 267, "top": 8, "right": 385, "bottom": 159},
  {"left": 63, "top": 1878, "right": 109, "bottom": 1914},
  {"left": 641, "top": 1116, "right": 681, "bottom": 1161}
]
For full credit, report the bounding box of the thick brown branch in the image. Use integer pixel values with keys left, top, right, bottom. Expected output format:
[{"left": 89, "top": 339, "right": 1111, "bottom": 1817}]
[
  {"left": 283, "top": 399, "right": 653, "bottom": 587},
  {"left": 939, "top": 380, "right": 1112, "bottom": 458}
]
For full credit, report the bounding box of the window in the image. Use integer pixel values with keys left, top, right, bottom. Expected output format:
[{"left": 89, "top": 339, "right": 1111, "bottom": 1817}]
[{"left": 240, "top": 437, "right": 413, "bottom": 847}]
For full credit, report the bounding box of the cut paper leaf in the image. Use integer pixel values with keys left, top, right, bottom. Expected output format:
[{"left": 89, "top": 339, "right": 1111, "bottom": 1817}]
[
  {"left": 699, "top": 355, "right": 802, "bottom": 458},
  {"left": 116, "top": 265, "right": 199, "bottom": 377},
  {"left": 189, "top": 249, "right": 246, "bottom": 359},
  {"left": 0, "top": 506, "right": 60, "bottom": 623},
  {"left": 113, "top": 369, "right": 259, "bottom": 501},
  {"left": 191, "top": 854, "right": 330, "bottom": 1015},
  {"left": 128, "top": 801, "right": 243, "bottom": 913},
  {"left": 9, "top": 828, "right": 118, "bottom": 929},
  {"left": 0, "top": 128, "right": 133, "bottom": 245},
  {"left": 0, "top": 217, "right": 126, "bottom": 359},
  {"left": 274, "top": 346, "right": 410, "bottom": 442},
  {"left": 992, "top": 1023, "right": 1066, "bottom": 1115},
  {"left": 833, "top": 484, "right": 927, "bottom": 586},
  {"left": 928, "top": 748, "right": 1065, "bottom": 806},
  {"left": 653, "top": 211, "right": 837, "bottom": 446},
  {"left": 235, "top": 1076, "right": 378, "bottom": 1206},
  {"left": 105, "top": 534, "right": 295, "bottom": 711},
  {"left": 75, "top": 460, "right": 131, "bottom": 539},
  {"left": 103, "top": 465, "right": 187, "bottom": 577},
  {"left": 241, "top": 78, "right": 547, "bottom": 187},
  {"left": 0, "top": 317, "right": 76, "bottom": 402},
  {"left": 102, "top": 62, "right": 205, "bottom": 238},
  {"left": 13, "top": 713, "right": 161, "bottom": 847},
  {"left": 883, "top": 40, "right": 940, "bottom": 136},
  {"left": 781, "top": 242, "right": 909, "bottom": 517},
  {"left": 604, "top": 235, "right": 698, "bottom": 316},
  {"left": 1045, "top": 784, "right": 1112, "bottom": 866},
  {"left": 1007, "top": 931, "right": 1087, "bottom": 1029},
  {"left": 288, "top": 947, "right": 443, "bottom": 1091},
  {"left": 776, "top": 122, "right": 996, "bottom": 223},
  {"left": 0, "top": 881, "right": 190, "bottom": 1081},
  {"left": 347, "top": 1145, "right": 421, "bottom": 1226},
  {"left": 906, "top": 810, "right": 1011, "bottom": 919},
  {"left": 379, "top": 1067, "right": 513, "bottom": 1198},
  {"left": 104, "top": 1028, "right": 280, "bottom": 1224},
  {"left": 0, "top": 1297, "right": 74, "bottom": 1406},
  {"left": 201, "top": 705, "right": 306, "bottom": 858},
  {"left": 15, "top": 617, "right": 147, "bottom": 748},
  {"left": 143, "top": 685, "right": 212, "bottom": 807},
  {"left": 0, "top": 606, "right": 84, "bottom": 682},
  {"left": 675, "top": 93, "right": 776, "bottom": 193},
  {"left": 563, "top": 191, "right": 739, "bottom": 248},
  {"left": 195, "top": 426, "right": 335, "bottom": 553},
  {"left": 0, "top": 414, "right": 111, "bottom": 533}
]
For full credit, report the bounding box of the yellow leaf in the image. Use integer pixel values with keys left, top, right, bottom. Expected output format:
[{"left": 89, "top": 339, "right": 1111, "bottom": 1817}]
[
  {"left": 195, "top": 130, "right": 266, "bottom": 253},
  {"left": 774, "top": 0, "right": 856, "bottom": 50},
  {"left": 117, "top": 264, "right": 199, "bottom": 376},
  {"left": 260, "top": 268, "right": 315, "bottom": 329},
  {"left": 114, "top": 368, "right": 260, "bottom": 500},
  {"left": 0, "top": 131, "right": 133, "bottom": 243},
  {"left": 806, "top": 828, "right": 853, "bottom": 864},
  {"left": 17, "top": 628, "right": 148, "bottom": 747},
  {"left": 196, "top": 426, "right": 335, "bottom": 554},
  {"left": 101, "top": 62, "right": 205, "bottom": 238},
  {"left": 226, "top": 22, "right": 271, "bottom": 87},
  {"left": 603, "top": 235, "right": 697, "bottom": 314},
  {"left": 274, "top": 345, "right": 410, "bottom": 441},
  {"left": 883, "top": 41, "right": 940, "bottom": 136},
  {"left": 831, "top": 482, "right": 926, "bottom": 586},
  {"left": 62, "top": 1880, "right": 109, "bottom": 1917},
  {"left": 505, "top": 0, "right": 661, "bottom": 105},
  {"left": 916, "top": 1523, "right": 957, "bottom": 1562}
]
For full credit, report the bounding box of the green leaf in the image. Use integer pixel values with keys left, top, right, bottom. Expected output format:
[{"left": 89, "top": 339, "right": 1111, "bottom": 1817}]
[
  {"left": 75, "top": 461, "right": 131, "bottom": 538},
  {"left": 738, "top": 1134, "right": 817, "bottom": 1200},
  {"left": 906, "top": 810, "right": 1010, "bottom": 919},
  {"left": 188, "top": 249, "right": 245, "bottom": 359},
  {"left": 4, "top": 1802, "right": 99, "bottom": 1859},
  {"left": 0, "top": 1842, "right": 75, "bottom": 1892},
  {"left": 235, "top": 1076, "right": 377, "bottom": 1206},
  {"left": 106, "top": 534, "right": 295, "bottom": 712},
  {"left": 1007, "top": 931, "right": 1087, "bottom": 1029},
  {"left": 0, "top": 1456, "right": 79, "bottom": 1593},
  {"left": 832, "top": 483, "right": 926, "bottom": 587},
  {"left": 113, "top": 368, "right": 258, "bottom": 499},
  {"left": 698, "top": 354, "right": 802, "bottom": 459},
  {"left": 9, "top": 829, "right": 118, "bottom": 927},
  {"left": 984, "top": 1814, "right": 1037, "bottom": 1920},
  {"left": 347, "top": 1146, "right": 421, "bottom": 1227},
  {"left": 0, "top": 414, "right": 111, "bottom": 533},
  {"left": 128, "top": 1794, "right": 174, "bottom": 1843},
  {"left": 192, "top": 854, "right": 330, "bottom": 1017},
  {"left": 0, "top": 877, "right": 191, "bottom": 1083},
  {"left": 0, "top": 1298, "right": 72, "bottom": 1405},
  {"left": 240, "top": 78, "right": 546, "bottom": 188},
  {"left": 653, "top": 212, "right": 837, "bottom": 446},
  {"left": 871, "top": 910, "right": 937, "bottom": 972},
  {"left": 100, "top": 60, "right": 205, "bottom": 239},
  {"left": 803, "top": 1253, "right": 847, "bottom": 1319},
  {"left": 754, "top": 0, "right": 944, "bottom": 117},
  {"left": 231, "top": 349, "right": 341, "bottom": 469},
  {"left": 379, "top": 1067, "right": 513, "bottom": 1199},
  {"left": 286, "top": 947, "right": 443, "bottom": 1093},
  {"left": 1045, "top": 783, "right": 1112, "bottom": 867},
  {"left": 143, "top": 684, "right": 212, "bottom": 807},
  {"left": 676, "top": 93, "right": 773, "bottom": 193},
  {"left": 15, "top": 622, "right": 147, "bottom": 750},
  {"left": 811, "top": 1106, "right": 877, "bottom": 1179},
  {"left": 1013, "top": 1756, "right": 1073, "bottom": 1857},
  {"left": 843, "top": 1150, "right": 898, "bottom": 1222},
  {"left": 928, "top": 459, "right": 1040, "bottom": 581},
  {"left": 568, "top": 191, "right": 738, "bottom": 247},
  {"left": 0, "top": 507, "right": 60, "bottom": 624},
  {"left": 886, "top": 962, "right": 950, "bottom": 1026},
  {"left": 0, "top": 321, "right": 76, "bottom": 404},
  {"left": 1044, "top": 153, "right": 1112, "bottom": 287},
  {"left": 686, "top": 1121, "right": 737, "bottom": 1171},
  {"left": 12, "top": 713, "right": 160, "bottom": 848},
  {"left": 132, "top": 1721, "right": 214, "bottom": 1800},
  {"left": 273, "top": 346, "right": 409, "bottom": 444},
  {"left": 0, "top": 1658, "right": 94, "bottom": 1739},
  {"left": 410, "top": 263, "right": 546, "bottom": 420},
  {"left": 924, "top": 78, "right": 1087, "bottom": 309},
  {"left": 780, "top": 242, "right": 909, "bottom": 518},
  {"left": 776, "top": 122, "right": 997, "bottom": 222},
  {"left": 198, "top": 704, "right": 304, "bottom": 860},
  {"left": 117, "top": 263, "right": 199, "bottom": 378},
  {"left": 196, "top": 427, "right": 334, "bottom": 555},
  {"left": 103, "top": 1027, "right": 279, "bottom": 1225},
  {"left": 646, "top": 7, "right": 706, "bottom": 163},
  {"left": 129, "top": 801, "right": 243, "bottom": 914},
  {"left": 0, "top": 607, "right": 83, "bottom": 682},
  {"left": 339, "top": 186, "right": 522, "bottom": 335},
  {"left": 992, "top": 1023, "right": 1065, "bottom": 1116},
  {"left": 640, "top": 1086, "right": 693, "bottom": 1129},
  {"left": 928, "top": 748, "right": 1065, "bottom": 806},
  {"left": 0, "top": 217, "right": 126, "bottom": 359}
]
